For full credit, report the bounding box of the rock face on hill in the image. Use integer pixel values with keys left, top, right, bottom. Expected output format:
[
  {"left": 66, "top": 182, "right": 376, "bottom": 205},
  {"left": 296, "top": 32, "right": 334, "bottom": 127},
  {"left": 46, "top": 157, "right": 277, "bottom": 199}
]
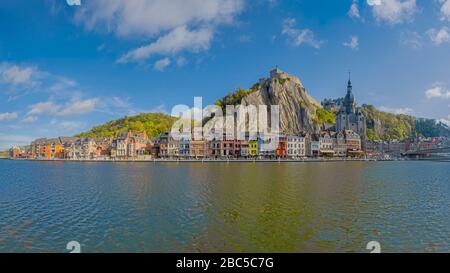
[{"left": 240, "top": 68, "right": 321, "bottom": 134}]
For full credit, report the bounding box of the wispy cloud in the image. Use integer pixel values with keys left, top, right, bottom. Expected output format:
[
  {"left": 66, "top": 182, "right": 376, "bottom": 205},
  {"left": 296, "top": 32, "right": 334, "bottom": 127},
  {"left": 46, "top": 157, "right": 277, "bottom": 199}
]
[
  {"left": 343, "top": 35, "right": 359, "bottom": 50},
  {"left": 400, "top": 30, "right": 423, "bottom": 49},
  {"left": 27, "top": 101, "right": 59, "bottom": 116},
  {"left": 425, "top": 83, "right": 450, "bottom": 99},
  {"left": 282, "top": 18, "right": 323, "bottom": 49},
  {"left": 75, "top": 0, "right": 244, "bottom": 64},
  {"left": 367, "top": 0, "right": 418, "bottom": 24},
  {"left": 1, "top": 65, "right": 34, "bottom": 85},
  {"left": 348, "top": 0, "right": 361, "bottom": 19},
  {"left": 118, "top": 26, "right": 213, "bottom": 64},
  {"left": 427, "top": 27, "right": 450, "bottom": 45},
  {"left": 58, "top": 98, "right": 100, "bottom": 116},
  {"left": 153, "top": 57, "right": 171, "bottom": 71},
  {"left": 379, "top": 106, "right": 414, "bottom": 115},
  {"left": 25, "top": 98, "right": 100, "bottom": 122},
  {"left": 439, "top": 0, "right": 450, "bottom": 21},
  {"left": 0, "top": 112, "right": 18, "bottom": 122}
]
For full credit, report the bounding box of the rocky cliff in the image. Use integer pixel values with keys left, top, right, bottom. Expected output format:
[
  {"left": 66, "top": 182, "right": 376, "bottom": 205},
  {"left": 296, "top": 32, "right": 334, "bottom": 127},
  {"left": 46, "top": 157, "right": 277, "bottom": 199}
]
[{"left": 217, "top": 68, "right": 322, "bottom": 134}]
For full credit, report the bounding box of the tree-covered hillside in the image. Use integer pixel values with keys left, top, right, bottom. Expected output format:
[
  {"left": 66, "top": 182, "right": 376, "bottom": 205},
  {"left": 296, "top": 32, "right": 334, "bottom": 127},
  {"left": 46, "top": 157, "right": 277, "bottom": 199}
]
[
  {"left": 76, "top": 113, "right": 178, "bottom": 138},
  {"left": 361, "top": 104, "right": 415, "bottom": 141},
  {"left": 361, "top": 104, "right": 450, "bottom": 141}
]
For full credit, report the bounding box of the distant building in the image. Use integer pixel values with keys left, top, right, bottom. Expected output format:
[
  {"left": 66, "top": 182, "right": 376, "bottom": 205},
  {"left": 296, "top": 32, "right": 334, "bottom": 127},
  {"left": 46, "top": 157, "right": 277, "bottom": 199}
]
[{"left": 9, "top": 147, "right": 24, "bottom": 159}]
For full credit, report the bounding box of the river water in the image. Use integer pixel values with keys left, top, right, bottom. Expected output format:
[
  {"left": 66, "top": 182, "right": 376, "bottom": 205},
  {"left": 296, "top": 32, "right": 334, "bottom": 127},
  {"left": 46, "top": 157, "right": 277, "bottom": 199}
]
[{"left": 0, "top": 160, "right": 448, "bottom": 253}]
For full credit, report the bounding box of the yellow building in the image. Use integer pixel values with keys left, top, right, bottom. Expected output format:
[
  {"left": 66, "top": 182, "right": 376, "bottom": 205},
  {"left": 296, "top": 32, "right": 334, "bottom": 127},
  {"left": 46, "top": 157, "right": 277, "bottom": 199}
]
[{"left": 249, "top": 140, "right": 258, "bottom": 157}]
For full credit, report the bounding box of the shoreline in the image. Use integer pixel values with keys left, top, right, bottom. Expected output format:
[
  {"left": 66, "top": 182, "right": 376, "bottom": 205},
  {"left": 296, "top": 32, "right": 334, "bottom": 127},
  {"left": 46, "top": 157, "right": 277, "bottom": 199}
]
[{"left": 7, "top": 158, "right": 394, "bottom": 163}]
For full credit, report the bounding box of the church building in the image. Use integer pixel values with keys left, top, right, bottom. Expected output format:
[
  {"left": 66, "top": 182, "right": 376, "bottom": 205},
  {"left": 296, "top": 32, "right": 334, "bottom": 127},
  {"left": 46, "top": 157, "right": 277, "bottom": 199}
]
[{"left": 336, "top": 77, "right": 366, "bottom": 144}]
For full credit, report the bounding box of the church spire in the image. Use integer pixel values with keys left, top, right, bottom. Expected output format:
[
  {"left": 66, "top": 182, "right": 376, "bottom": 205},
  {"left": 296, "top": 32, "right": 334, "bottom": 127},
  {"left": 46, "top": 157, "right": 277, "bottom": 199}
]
[
  {"left": 344, "top": 71, "right": 355, "bottom": 114},
  {"left": 347, "top": 70, "right": 352, "bottom": 91}
]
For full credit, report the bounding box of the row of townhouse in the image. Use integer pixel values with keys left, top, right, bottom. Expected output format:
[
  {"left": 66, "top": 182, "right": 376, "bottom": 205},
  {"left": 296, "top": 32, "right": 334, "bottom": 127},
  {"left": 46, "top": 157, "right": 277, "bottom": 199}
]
[
  {"left": 30, "top": 131, "right": 153, "bottom": 160},
  {"left": 153, "top": 130, "right": 363, "bottom": 159},
  {"left": 26, "top": 129, "right": 364, "bottom": 160}
]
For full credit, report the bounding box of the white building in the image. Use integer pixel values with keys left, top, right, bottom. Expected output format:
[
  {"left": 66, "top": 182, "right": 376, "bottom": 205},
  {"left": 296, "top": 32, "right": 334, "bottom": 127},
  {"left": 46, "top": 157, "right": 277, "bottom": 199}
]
[{"left": 287, "top": 135, "right": 306, "bottom": 158}]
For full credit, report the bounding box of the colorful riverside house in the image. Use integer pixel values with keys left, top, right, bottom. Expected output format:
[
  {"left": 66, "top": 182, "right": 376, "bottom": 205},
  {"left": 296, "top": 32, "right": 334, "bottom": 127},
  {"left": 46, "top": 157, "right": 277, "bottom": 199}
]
[
  {"left": 110, "top": 131, "right": 152, "bottom": 160},
  {"left": 67, "top": 138, "right": 97, "bottom": 160},
  {"left": 189, "top": 140, "right": 210, "bottom": 159},
  {"left": 167, "top": 138, "right": 180, "bottom": 158},
  {"left": 59, "top": 137, "right": 79, "bottom": 159},
  {"left": 9, "top": 147, "right": 25, "bottom": 159},
  {"left": 156, "top": 131, "right": 179, "bottom": 159},
  {"left": 249, "top": 140, "right": 258, "bottom": 157},
  {"left": 94, "top": 138, "right": 113, "bottom": 159},
  {"left": 221, "top": 138, "right": 242, "bottom": 158},
  {"left": 344, "top": 130, "right": 363, "bottom": 157},
  {"left": 276, "top": 135, "right": 288, "bottom": 158},
  {"left": 30, "top": 138, "right": 62, "bottom": 159},
  {"left": 178, "top": 137, "right": 190, "bottom": 159},
  {"left": 240, "top": 140, "right": 250, "bottom": 158}
]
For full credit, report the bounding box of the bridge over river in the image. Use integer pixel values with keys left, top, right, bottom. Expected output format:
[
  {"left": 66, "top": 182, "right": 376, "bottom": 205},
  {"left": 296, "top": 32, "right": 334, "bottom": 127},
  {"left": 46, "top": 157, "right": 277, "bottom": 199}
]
[{"left": 402, "top": 145, "right": 450, "bottom": 160}]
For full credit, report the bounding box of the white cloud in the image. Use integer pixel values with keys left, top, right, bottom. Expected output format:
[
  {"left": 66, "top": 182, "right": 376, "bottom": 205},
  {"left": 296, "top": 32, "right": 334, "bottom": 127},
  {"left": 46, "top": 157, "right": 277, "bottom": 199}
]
[
  {"left": 75, "top": 0, "right": 243, "bottom": 37},
  {"left": 49, "top": 77, "right": 77, "bottom": 92},
  {"left": 427, "top": 27, "right": 450, "bottom": 45},
  {"left": 27, "top": 101, "right": 59, "bottom": 116},
  {"left": 425, "top": 83, "right": 450, "bottom": 99},
  {"left": 348, "top": 0, "right": 361, "bottom": 19},
  {"left": 368, "top": 0, "right": 417, "bottom": 24},
  {"left": 379, "top": 106, "right": 414, "bottom": 115},
  {"left": 22, "top": 115, "right": 38, "bottom": 123},
  {"left": 58, "top": 98, "right": 100, "bottom": 116},
  {"left": 0, "top": 62, "right": 83, "bottom": 101},
  {"left": 439, "top": 0, "right": 450, "bottom": 21},
  {"left": 118, "top": 26, "right": 213, "bottom": 63},
  {"left": 26, "top": 98, "right": 99, "bottom": 118},
  {"left": 400, "top": 31, "right": 422, "bottom": 49},
  {"left": 1, "top": 65, "right": 34, "bottom": 85},
  {"left": 343, "top": 35, "right": 359, "bottom": 49},
  {"left": 153, "top": 58, "right": 171, "bottom": 71},
  {"left": 75, "top": 0, "right": 244, "bottom": 63},
  {"left": 282, "top": 18, "right": 323, "bottom": 49},
  {"left": 0, "top": 112, "right": 18, "bottom": 121}
]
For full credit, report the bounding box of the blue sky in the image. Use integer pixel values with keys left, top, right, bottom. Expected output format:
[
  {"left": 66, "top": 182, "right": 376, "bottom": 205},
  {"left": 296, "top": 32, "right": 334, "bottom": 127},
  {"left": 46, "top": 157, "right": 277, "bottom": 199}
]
[{"left": 1, "top": 0, "right": 450, "bottom": 149}]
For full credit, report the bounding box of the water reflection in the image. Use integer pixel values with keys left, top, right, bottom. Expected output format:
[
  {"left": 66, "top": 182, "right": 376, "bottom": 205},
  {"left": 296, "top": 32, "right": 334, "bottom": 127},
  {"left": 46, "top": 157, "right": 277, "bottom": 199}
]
[{"left": 0, "top": 160, "right": 448, "bottom": 252}]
